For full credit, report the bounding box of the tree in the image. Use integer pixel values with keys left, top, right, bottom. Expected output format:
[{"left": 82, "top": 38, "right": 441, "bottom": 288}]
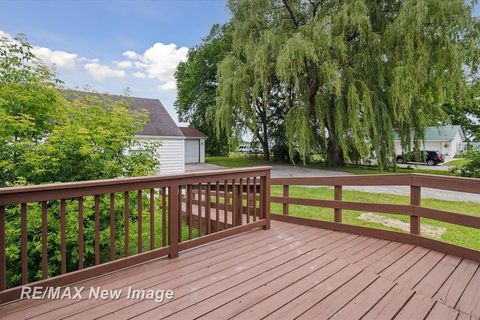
[
  {"left": 216, "top": 0, "right": 479, "bottom": 167},
  {"left": 0, "top": 35, "right": 161, "bottom": 286},
  {"left": 175, "top": 24, "right": 232, "bottom": 156}
]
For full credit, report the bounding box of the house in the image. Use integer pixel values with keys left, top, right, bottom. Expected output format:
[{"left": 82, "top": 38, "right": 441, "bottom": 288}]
[
  {"left": 179, "top": 127, "right": 206, "bottom": 164},
  {"left": 125, "top": 97, "right": 207, "bottom": 174},
  {"left": 65, "top": 91, "right": 206, "bottom": 174},
  {"left": 393, "top": 125, "right": 465, "bottom": 160}
]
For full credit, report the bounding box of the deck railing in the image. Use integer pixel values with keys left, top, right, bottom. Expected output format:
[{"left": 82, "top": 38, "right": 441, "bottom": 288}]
[
  {"left": 271, "top": 174, "right": 480, "bottom": 263},
  {"left": 0, "top": 166, "right": 271, "bottom": 304}
]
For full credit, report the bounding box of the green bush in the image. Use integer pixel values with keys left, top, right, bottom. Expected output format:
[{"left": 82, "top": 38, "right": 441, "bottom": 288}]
[{"left": 460, "top": 151, "right": 480, "bottom": 178}]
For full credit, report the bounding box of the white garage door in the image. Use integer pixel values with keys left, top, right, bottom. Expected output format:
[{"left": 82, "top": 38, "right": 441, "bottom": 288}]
[{"left": 185, "top": 139, "right": 200, "bottom": 163}]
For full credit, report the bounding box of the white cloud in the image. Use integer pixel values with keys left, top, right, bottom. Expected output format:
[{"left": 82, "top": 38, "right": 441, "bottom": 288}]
[
  {"left": 32, "top": 47, "right": 78, "bottom": 69},
  {"left": 1, "top": 30, "right": 77, "bottom": 69},
  {"left": 122, "top": 42, "right": 188, "bottom": 91},
  {"left": 84, "top": 62, "right": 126, "bottom": 80},
  {"left": 132, "top": 72, "right": 147, "bottom": 78},
  {"left": 114, "top": 60, "right": 133, "bottom": 69}
]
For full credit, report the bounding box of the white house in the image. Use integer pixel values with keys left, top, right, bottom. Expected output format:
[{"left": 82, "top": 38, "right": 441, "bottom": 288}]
[
  {"left": 125, "top": 97, "right": 207, "bottom": 174},
  {"left": 65, "top": 91, "right": 206, "bottom": 174},
  {"left": 393, "top": 125, "right": 465, "bottom": 160}
]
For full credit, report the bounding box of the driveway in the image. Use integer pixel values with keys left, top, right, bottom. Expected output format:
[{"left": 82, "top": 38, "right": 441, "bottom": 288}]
[{"left": 185, "top": 163, "right": 480, "bottom": 202}]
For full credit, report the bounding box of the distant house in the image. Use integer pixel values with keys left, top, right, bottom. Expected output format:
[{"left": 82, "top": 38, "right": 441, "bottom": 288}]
[
  {"left": 393, "top": 125, "right": 465, "bottom": 160},
  {"left": 65, "top": 91, "right": 205, "bottom": 174}
]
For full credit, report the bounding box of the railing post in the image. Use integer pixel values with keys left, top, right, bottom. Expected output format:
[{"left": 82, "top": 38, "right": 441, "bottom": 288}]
[
  {"left": 410, "top": 185, "right": 421, "bottom": 235},
  {"left": 283, "top": 185, "right": 289, "bottom": 215},
  {"left": 169, "top": 184, "right": 179, "bottom": 258},
  {"left": 334, "top": 186, "right": 342, "bottom": 223},
  {"left": 262, "top": 169, "right": 271, "bottom": 230}
]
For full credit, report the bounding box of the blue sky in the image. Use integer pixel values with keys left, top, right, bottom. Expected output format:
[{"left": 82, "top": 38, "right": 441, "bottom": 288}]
[
  {"left": 0, "top": 0, "right": 230, "bottom": 124},
  {"left": 0, "top": 1, "right": 478, "bottom": 124}
]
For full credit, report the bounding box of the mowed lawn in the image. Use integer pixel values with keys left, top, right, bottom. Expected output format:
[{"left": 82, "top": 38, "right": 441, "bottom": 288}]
[{"left": 270, "top": 186, "right": 480, "bottom": 250}]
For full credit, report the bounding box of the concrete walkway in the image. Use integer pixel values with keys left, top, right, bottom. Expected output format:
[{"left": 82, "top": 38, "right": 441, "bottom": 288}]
[{"left": 185, "top": 163, "right": 480, "bottom": 202}]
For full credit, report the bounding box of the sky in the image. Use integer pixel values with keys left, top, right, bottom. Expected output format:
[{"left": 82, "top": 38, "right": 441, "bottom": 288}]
[
  {"left": 0, "top": 1, "right": 479, "bottom": 125},
  {"left": 0, "top": 0, "right": 231, "bottom": 124}
]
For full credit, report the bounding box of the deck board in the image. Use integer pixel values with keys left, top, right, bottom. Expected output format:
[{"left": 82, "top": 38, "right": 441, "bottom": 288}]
[{"left": 0, "top": 220, "right": 479, "bottom": 320}]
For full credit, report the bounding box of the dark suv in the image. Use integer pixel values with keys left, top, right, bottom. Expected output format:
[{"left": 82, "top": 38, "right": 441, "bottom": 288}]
[{"left": 396, "top": 150, "right": 444, "bottom": 166}]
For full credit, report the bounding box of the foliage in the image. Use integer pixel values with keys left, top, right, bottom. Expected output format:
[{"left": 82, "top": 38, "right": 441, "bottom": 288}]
[
  {"left": 175, "top": 24, "right": 232, "bottom": 156},
  {"left": 0, "top": 35, "right": 161, "bottom": 286},
  {"left": 215, "top": 0, "right": 479, "bottom": 168},
  {"left": 460, "top": 151, "right": 480, "bottom": 178}
]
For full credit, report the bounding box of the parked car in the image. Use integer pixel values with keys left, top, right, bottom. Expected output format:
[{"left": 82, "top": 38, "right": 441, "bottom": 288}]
[
  {"left": 396, "top": 150, "right": 444, "bottom": 166},
  {"left": 237, "top": 146, "right": 253, "bottom": 153}
]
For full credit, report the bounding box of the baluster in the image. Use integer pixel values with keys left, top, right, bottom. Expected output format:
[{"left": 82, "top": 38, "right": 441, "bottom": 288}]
[
  {"left": 42, "top": 201, "right": 48, "bottom": 278},
  {"left": 94, "top": 195, "right": 100, "bottom": 265},
  {"left": 215, "top": 181, "right": 220, "bottom": 231},
  {"left": 60, "top": 200, "right": 66, "bottom": 274},
  {"left": 206, "top": 182, "right": 211, "bottom": 234},
  {"left": 263, "top": 170, "right": 271, "bottom": 230},
  {"left": 232, "top": 179, "right": 236, "bottom": 226},
  {"left": 150, "top": 189, "right": 155, "bottom": 250},
  {"left": 253, "top": 177, "right": 257, "bottom": 221},
  {"left": 21, "top": 203, "right": 27, "bottom": 284},
  {"left": 198, "top": 183, "right": 202, "bottom": 237},
  {"left": 224, "top": 179, "right": 228, "bottom": 229},
  {"left": 78, "top": 198, "right": 84, "bottom": 269},
  {"left": 187, "top": 184, "right": 193, "bottom": 240},
  {"left": 0, "top": 206, "right": 6, "bottom": 290},
  {"left": 124, "top": 192, "right": 129, "bottom": 257},
  {"left": 168, "top": 184, "right": 179, "bottom": 258},
  {"left": 161, "top": 187, "right": 167, "bottom": 247},
  {"left": 138, "top": 190, "right": 143, "bottom": 253},
  {"left": 110, "top": 193, "right": 115, "bottom": 260},
  {"left": 246, "top": 178, "right": 251, "bottom": 223}
]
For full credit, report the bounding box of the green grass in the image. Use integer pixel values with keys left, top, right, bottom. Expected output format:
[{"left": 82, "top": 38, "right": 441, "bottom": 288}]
[
  {"left": 271, "top": 186, "right": 480, "bottom": 250},
  {"left": 337, "top": 165, "right": 459, "bottom": 176},
  {"left": 444, "top": 158, "right": 470, "bottom": 167},
  {"left": 206, "top": 154, "right": 271, "bottom": 168}
]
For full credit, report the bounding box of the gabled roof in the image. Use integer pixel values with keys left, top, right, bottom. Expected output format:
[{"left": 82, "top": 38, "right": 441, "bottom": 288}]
[
  {"left": 393, "top": 125, "right": 465, "bottom": 141},
  {"left": 179, "top": 127, "right": 207, "bottom": 138},
  {"left": 63, "top": 90, "right": 183, "bottom": 137}
]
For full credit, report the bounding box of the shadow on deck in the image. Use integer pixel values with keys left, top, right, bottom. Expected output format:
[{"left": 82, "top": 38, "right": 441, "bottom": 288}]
[{"left": 1, "top": 220, "right": 479, "bottom": 320}]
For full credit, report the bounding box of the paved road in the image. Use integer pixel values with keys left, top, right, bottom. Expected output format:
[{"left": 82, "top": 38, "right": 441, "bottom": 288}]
[{"left": 185, "top": 163, "right": 480, "bottom": 202}]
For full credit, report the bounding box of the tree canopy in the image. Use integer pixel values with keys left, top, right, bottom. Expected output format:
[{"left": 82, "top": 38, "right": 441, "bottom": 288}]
[
  {"left": 215, "top": 0, "right": 480, "bottom": 167},
  {"left": 175, "top": 24, "right": 233, "bottom": 156}
]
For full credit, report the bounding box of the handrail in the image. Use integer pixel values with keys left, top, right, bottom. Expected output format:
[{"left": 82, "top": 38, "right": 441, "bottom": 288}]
[
  {"left": 0, "top": 167, "right": 271, "bottom": 304},
  {"left": 270, "top": 173, "right": 480, "bottom": 263}
]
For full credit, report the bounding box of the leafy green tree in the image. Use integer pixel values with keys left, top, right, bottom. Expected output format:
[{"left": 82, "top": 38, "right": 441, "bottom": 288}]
[
  {"left": 175, "top": 24, "right": 232, "bottom": 156},
  {"left": 0, "top": 35, "right": 161, "bottom": 286},
  {"left": 216, "top": 0, "right": 479, "bottom": 167}
]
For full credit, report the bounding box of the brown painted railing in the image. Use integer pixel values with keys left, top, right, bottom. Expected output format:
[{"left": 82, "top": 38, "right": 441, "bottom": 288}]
[
  {"left": 271, "top": 174, "right": 480, "bottom": 262},
  {"left": 0, "top": 167, "right": 271, "bottom": 304}
]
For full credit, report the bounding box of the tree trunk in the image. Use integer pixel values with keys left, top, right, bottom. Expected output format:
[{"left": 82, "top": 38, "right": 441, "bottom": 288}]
[{"left": 327, "top": 137, "right": 343, "bottom": 166}]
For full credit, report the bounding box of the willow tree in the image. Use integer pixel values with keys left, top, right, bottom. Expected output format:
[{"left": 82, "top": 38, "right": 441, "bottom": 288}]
[{"left": 216, "top": 0, "right": 479, "bottom": 167}]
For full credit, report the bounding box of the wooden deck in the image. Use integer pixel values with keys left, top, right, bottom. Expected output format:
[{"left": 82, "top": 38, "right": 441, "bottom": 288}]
[{"left": 1, "top": 220, "right": 479, "bottom": 320}]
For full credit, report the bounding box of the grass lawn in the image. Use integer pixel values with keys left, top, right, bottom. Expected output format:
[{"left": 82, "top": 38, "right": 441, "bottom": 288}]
[
  {"left": 271, "top": 186, "right": 480, "bottom": 250},
  {"left": 444, "top": 158, "right": 470, "bottom": 167},
  {"left": 206, "top": 155, "right": 459, "bottom": 176},
  {"left": 206, "top": 154, "right": 272, "bottom": 168}
]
